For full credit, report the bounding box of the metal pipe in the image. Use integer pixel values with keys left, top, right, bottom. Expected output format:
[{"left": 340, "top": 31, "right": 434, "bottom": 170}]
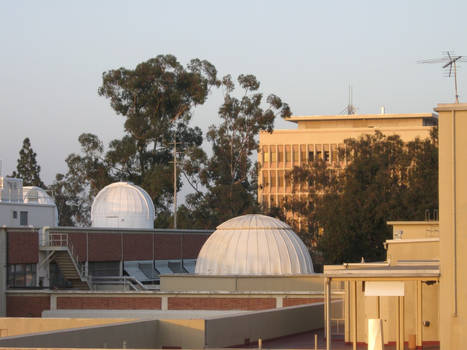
[
  {"left": 353, "top": 281, "right": 357, "bottom": 350},
  {"left": 325, "top": 277, "right": 332, "bottom": 350},
  {"left": 451, "top": 109, "right": 458, "bottom": 317}
]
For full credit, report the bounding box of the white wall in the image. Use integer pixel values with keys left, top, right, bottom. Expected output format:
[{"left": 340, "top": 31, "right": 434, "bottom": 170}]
[{"left": 0, "top": 202, "right": 57, "bottom": 227}]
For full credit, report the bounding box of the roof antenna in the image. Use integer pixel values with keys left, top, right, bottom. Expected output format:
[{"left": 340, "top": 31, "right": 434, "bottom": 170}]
[
  {"left": 419, "top": 51, "right": 466, "bottom": 103},
  {"left": 341, "top": 85, "right": 357, "bottom": 115}
]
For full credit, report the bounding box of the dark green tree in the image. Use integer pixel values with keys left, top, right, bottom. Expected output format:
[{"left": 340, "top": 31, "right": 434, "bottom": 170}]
[
  {"left": 55, "top": 55, "right": 218, "bottom": 226},
  {"left": 11, "top": 137, "right": 45, "bottom": 187},
  {"left": 182, "top": 74, "right": 291, "bottom": 228},
  {"left": 50, "top": 133, "right": 112, "bottom": 226},
  {"left": 279, "top": 129, "right": 438, "bottom": 264}
]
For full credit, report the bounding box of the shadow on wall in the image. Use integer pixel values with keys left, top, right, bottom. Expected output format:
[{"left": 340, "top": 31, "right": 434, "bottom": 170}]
[{"left": 0, "top": 303, "right": 325, "bottom": 349}]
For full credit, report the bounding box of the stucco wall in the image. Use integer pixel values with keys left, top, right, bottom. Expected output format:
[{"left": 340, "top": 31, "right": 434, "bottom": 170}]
[
  {"left": 160, "top": 274, "right": 324, "bottom": 292},
  {"left": 0, "top": 319, "right": 159, "bottom": 349},
  {"left": 0, "top": 317, "right": 132, "bottom": 337},
  {"left": 205, "top": 303, "right": 324, "bottom": 347},
  {"left": 386, "top": 239, "right": 439, "bottom": 262},
  {"left": 437, "top": 103, "right": 467, "bottom": 350}
]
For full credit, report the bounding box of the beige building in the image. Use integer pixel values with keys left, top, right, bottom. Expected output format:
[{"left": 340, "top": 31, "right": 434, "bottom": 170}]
[
  {"left": 324, "top": 220, "right": 440, "bottom": 350},
  {"left": 436, "top": 103, "right": 467, "bottom": 350},
  {"left": 258, "top": 112, "right": 437, "bottom": 209}
]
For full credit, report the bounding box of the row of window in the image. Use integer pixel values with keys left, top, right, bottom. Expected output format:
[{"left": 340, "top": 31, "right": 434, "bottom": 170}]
[
  {"left": 261, "top": 144, "right": 346, "bottom": 165},
  {"left": 7, "top": 264, "right": 36, "bottom": 288}
]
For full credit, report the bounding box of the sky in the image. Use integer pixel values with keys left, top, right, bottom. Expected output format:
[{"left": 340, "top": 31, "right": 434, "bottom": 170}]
[{"left": 1, "top": 1, "right": 466, "bottom": 197}]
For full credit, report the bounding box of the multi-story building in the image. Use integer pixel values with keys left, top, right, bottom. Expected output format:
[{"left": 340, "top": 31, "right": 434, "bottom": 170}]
[{"left": 258, "top": 112, "right": 437, "bottom": 210}]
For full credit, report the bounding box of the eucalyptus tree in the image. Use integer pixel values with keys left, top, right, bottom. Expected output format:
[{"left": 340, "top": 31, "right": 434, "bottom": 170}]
[{"left": 182, "top": 74, "right": 291, "bottom": 228}]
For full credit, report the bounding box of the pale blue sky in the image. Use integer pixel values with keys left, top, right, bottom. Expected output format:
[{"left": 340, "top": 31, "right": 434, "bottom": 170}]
[{"left": 1, "top": 1, "right": 466, "bottom": 190}]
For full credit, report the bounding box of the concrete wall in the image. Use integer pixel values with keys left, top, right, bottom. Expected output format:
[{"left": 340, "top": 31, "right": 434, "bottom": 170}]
[
  {"left": 0, "top": 317, "right": 133, "bottom": 337},
  {"left": 346, "top": 280, "right": 439, "bottom": 345},
  {"left": 387, "top": 221, "right": 439, "bottom": 239},
  {"left": 0, "top": 203, "right": 56, "bottom": 227},
  {"left": 160, "top": 274, "right": 324, "bottom": 292},
  {"left": 386, "top": 239, "right": 439, "bottom": 262},
  {"left": 0, "top": 319, "right": 158, "bottom": 349},
  {"left": 0, "top": 305, "right": 324, "bottom": 349},
  {"left": 205, "top": 303, "right": 324, "bottom": 347},
  {"left": 436, "top": 103, "right": 467, "bottom": 350},
  {"left": 157, "top": 319, "right": 205, "bottom": 348}
]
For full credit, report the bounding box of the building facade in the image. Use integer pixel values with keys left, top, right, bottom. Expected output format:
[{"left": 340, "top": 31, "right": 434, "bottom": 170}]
[{"left": 258, "top": 112, "right": 437, "bottom": 210}]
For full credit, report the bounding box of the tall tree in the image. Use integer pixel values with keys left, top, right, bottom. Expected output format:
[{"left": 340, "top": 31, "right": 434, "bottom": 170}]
[
  {"left": 50, "top": 133, "right": 112, "bottom": 226},
  {"left": 182, "top": 74, "right": 291, "bottom": 228},
  {"left": 54, "top": 55, "right": 218, "bottom": 226},
  {"left": 11, "top": 137, "right": 45, "bottom": 187},
  {"left": 278, "top": 129, "right": 438, "bottom": 265}
]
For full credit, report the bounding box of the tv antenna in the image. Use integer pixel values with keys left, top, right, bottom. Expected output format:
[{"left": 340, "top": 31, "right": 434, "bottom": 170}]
[{"left": 419, "top": 51, "right": 466, "bottom": 103}]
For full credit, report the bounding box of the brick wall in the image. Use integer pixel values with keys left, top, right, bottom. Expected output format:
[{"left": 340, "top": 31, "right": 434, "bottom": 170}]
[
  {"left": 57, "top": 296, "right": 161, "bottom": 310},
  {"left": 283, "top": 297, "right": 323, "bottom": 307},
  {"left": 168, "top": 297, "right": 276, "bottom": 310},
  {"left": 87, "top": 233, "right": 122, "bottom": 262},
  {"left": 7, "top": 231, "right": 39, "bottom": 264},
  {"left": 65, "top": 231, "right": 208, "bottom": 262},
  {"left": 6, "top": 296, "right": 50, "bottom": 317}
]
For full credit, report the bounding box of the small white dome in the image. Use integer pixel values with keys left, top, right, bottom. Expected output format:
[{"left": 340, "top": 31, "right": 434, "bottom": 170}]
[
  {"left": 23, "top": 186, "right": 59, "bottom": 226},
  {"left": 23, "top": 186, "right": 55, "bottom": 205},
  {"left": 195, "top": 214, "right": 314, "bottom": 275},
  {"left": 91, "top": 182, "right": 155, "bottom": 229}
]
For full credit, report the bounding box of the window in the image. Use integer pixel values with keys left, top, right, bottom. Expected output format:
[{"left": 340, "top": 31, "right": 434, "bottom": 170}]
[
  {"left": 270, "top": 172, "right": 277, "bottom": 188},
  {"left": 285, "top": 145, "right": 291, "bottom": 163},
  {"left": 277, "top": 147, "right": 283, "bottom": 162},
  {"left": 308, "top": 151, "right": 314, "bottom": 161},
  {"left": 263, "top": 146, "right": 269, "bottom": 165},
  {"left": 12, "top": 211, "right": 17, "bottom": 219},
  {"left": 292, "top": 145, "right": 299, "bottom": 163},
  {"left": 271, "top": 147, "right": 277, "bottom": 163},
  {"left": 20, "top": 211, "right": 28, "bottom": 226},
  {"left": 278, "top": 170, "right": 284, "bottom": 188},
  {"left": 300, "top": 145, "right": 307, "bottom": 164},
  {"left": 7, "top": 264, "right": 36, "bottom": 288}
]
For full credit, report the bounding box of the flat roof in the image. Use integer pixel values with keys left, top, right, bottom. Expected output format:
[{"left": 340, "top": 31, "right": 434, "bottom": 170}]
[
  {"left": 285, "top": 112, "right": 436, "bottom": 123},
  {"left": 323, "top": 264, "right": 439, "bottom": 279}
]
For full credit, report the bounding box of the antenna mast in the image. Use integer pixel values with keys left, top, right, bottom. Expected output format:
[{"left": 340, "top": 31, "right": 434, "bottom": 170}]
[{"left": 341, "top": 85, "right": 357, "bottom": 115}]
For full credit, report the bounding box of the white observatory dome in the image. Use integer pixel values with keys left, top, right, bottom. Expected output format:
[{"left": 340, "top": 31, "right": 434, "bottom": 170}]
[
  {"left": 23, "top": 186, "right": 59, "bottom": 226},
  {"left": 91, "top": 182, "right": 155, "bottom": 229},
  {"left": 23, "top": 186, "right": 56, "bottom": 205},
  {"left": 195, "top": 214, "right": 314, "bottom": 275}
]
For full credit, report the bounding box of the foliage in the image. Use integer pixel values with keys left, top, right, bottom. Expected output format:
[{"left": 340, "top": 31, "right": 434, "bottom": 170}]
[
  {"left": 10, "top": 138, "right": 45, "bottom": 187},
  {"left": 181, "top": 74, "right": 291, "bottom": 228},
  {"left": 277, "top": 129, "right": 438, "bottom": 264},
  {"left": 54, "top": 55, "right": 218, "bottom": 226}
]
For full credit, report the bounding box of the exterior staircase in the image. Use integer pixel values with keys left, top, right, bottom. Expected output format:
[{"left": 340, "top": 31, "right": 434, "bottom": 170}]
[
  {"left": 39, "top": 232, "right": 90, "bottom": 290},
  {"left": 53, "top": 251, "right": 89, "bottom": 289}
]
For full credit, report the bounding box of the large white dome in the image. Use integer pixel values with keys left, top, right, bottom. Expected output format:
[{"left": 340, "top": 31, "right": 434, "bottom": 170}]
[
  {"left": 91, "top": 182, "right": 155, "bottom": 229},
  {"left": 195, "top": 214, "right": 314, "bottom": 275}
]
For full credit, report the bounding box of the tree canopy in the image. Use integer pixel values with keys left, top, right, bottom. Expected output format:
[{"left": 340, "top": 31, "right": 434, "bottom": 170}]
[
  {"left": 10, "top": 137, "right": 45, "bottom": 187},
  {"left": 54, "top": 55, "right": 218, "bottom": 226},
  {"left": 276, "top": 129, "right": 438, "bottom": 265},
  {"left": 180, "top": 74, "right": 291, "bottom": 228}
]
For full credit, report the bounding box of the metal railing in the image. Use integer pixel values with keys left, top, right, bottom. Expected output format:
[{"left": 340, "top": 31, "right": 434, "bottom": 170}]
[
  {"left": 41, "top": 233, "right": 86, "bottom": 281},
  {"left": 89, "top": 276, "right": 146, "bottom": 291}
]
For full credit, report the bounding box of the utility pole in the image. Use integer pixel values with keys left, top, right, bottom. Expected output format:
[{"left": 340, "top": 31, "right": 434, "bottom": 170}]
[{"left": 173, "top": 133, "right": 177, "bottom": 229}]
